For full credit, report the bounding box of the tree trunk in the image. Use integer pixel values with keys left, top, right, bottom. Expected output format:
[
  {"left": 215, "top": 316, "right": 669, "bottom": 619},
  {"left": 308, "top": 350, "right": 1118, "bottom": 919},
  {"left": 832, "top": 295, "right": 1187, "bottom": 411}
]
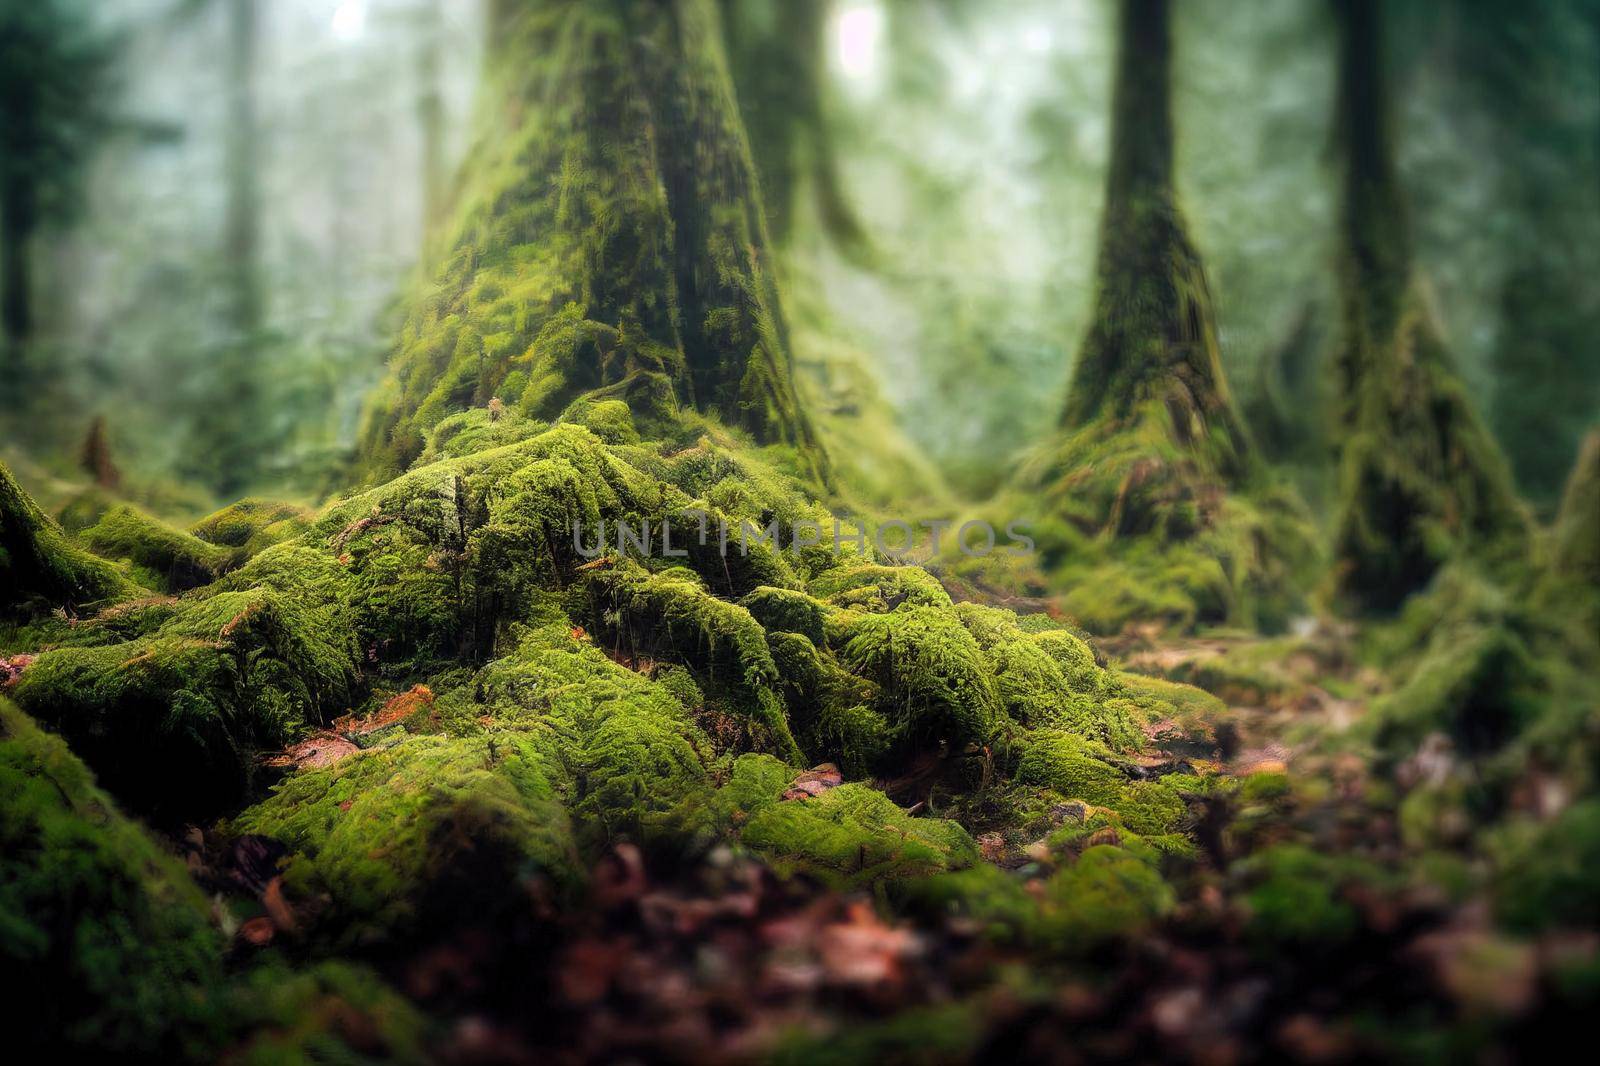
[
  {"left": 1059, "top": 0, "right": 1247, "bottom": 473},
  {"left": 224, "top": 0, "right": 263, "bottom": 343},
  {"left": 719, "top": 0, "right": 865, "bottom": 251},
  {"left": 1328, "top": 0, "right": 1526, "bottom": 613},
  {"left": 358, "top": 0, "right": 825, "bottom": 483},
  {"left": 415, "top": 0, "right": 446, "bottom": 234},
  {"left": 187, "top": 0, "right": 267, "bottom": 497},
  {"left": 1, "top": 174, "right": 36, "bottom": 360}
]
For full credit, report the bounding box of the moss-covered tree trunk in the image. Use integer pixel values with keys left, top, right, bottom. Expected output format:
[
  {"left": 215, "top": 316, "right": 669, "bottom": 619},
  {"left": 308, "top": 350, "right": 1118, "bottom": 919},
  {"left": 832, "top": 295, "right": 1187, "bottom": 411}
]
[
  {"left": 1328, "top": 0, "right": 1525, "bottom": 613},
  {"left": 358, "top": 0, "right": 825, "bottom": 482},
  {"left": 1059, "top": 0, "right": 1247, "bottom": 471},
  {"left": 718, "top": 0, "right": 865, "bottom": 252}
]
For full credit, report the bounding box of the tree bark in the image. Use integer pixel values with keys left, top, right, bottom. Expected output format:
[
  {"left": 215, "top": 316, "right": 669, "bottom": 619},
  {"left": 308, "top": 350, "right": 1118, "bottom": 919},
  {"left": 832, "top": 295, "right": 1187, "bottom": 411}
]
[
  {"left": 1328, "top": 0, "right": 1526, "bottom": 613},
  {"left": 358, "top": 0, "right": 825, "bottom": 483},
  {"left": 1059, "top": 0, "right": 1247, "bottom": 471},
  {"left": 1, "top": 174, "right": 36, "bottom": 359}
]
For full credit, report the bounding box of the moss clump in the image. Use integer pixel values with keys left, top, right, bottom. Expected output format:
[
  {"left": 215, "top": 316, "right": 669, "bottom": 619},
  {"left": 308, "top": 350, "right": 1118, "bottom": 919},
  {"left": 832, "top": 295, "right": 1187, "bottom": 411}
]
[
  {"left": 577, "top": 560, "right": 800, "bottom": 760},
  {"left": 187, "top": 498, "right": 314, "bottom": 564},
  {"left": 12, "top": 585, "right": 360, "bottom": 818},
  {"left": 80, "top": 504, "right": 236, "bottom": 592},
  {"left": 0, "top": 699, "right": 225, "bottom": 1058},
  {"left": 223, "top": 960, "right": 429, "bottom": 1065},
  {"left": 740, "top": 783, "right": 978, "bottom": 888},
  {"left": 739, "top": 584, "right": 828, "bottom": 645},
  {"left": 900, "top": 844, "right": 1174, "bottom": 953},
  {"left": 837, "top": 605, "right": 1000, "bottom": 751},
  {"left": 235, "top": 732, "right": 582, "bottom": 946},
  {"left": 1014, "top": 730, "right": 1127, "bottom": 806},
  {"left": 1241, "top": 844, "right": 1386, "bottom": 954},
  {"left": 1, "top": 460, "right": 137, "bottom": 616},
  {"left": 955, "top": 602, "right": 1138, "bottom": 748},
  {"left": 1490, "top": 798, "right": 1600, "bottom": 934}
]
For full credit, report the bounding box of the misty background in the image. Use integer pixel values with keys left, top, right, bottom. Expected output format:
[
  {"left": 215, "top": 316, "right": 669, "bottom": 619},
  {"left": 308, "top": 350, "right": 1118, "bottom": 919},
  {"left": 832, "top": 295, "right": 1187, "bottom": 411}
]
[{"left": 3, "top": 0, "right": 1596, "bottom": 511}]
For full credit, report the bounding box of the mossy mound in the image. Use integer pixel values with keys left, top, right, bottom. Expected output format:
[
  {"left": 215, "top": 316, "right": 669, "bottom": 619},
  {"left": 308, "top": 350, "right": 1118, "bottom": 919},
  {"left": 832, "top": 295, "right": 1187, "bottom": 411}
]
[
  {"left": 5, "top": 404, "right": 1235, "bottom": 1007},
  {"left": 0, "top": 699, "right": 226, "bottom": 1058},
  {"left": 234, "top": 732, "right": 583, "bottom": 948},
  {"left": 11, "top": 583, "right": 360, "bottom": 818},
  {"left": 1, "top": 460, "right": 138, "bottom": 617},
  {"left": 990, "top": 399, "right": 1320, "bottom": 635},
  {"left": 188, "top": 497, "right": 314, "bottom": 564},
  {"left": 741, "top": 782, "right": 979, "bottom": 888},
  {"left": 899, "top": 842, "right": 1175, "bottom": 954},
  {"left": 80, "top": 503, "right": 236, "bottom": 591}
]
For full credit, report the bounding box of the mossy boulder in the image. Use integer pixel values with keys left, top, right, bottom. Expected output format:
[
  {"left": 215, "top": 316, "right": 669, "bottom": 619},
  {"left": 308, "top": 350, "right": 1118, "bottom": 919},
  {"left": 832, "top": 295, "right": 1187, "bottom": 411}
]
[
  {"left": 740, "top": 783, "right": 978, "bottom": 888},
  {"left": 1, "top": 461, "right": 138, "bottom": 616},
  {"left": 0, "top": 699, "right": 225, "bottom": 1058},
  {"left": 234, "top": 732, "right": 582, "bottom": 947},
  {"left": 79, "top": 504, "right": 236, "bottom": 591}
]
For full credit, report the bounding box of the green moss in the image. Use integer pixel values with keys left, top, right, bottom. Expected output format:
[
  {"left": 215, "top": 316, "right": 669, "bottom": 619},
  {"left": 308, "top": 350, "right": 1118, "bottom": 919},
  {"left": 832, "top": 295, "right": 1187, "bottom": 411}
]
[
  {"left": 837, "top": 605, "right": 999, "bottom": 751},
  {"left": 1491, "top": 798, "right": 1600, "bottom": 934},
  {"left": 1014, "top": 730, "right": 1127, "bottom": 806},
  {"left": 79, "top": 504, "right": 236, "bottom": 592},
  {"left": 561, "top": 396, "right": 641, "bottom": 445},
  {"left": 739, "top": 584, "right": 827, "bottom": 645},
  {"left": 12, "top": 584, "right": 361, "bottom": 818},
  {"left": 1, "top": 460, "right": 138, "bottom": 616},
  {"left": 741, "top": 782, "right": 978, "bottom": 888},
  {"left": 1241, "top": 844, "right": 1385, "bottom": 953},
  {"left": 954, "top": 603, "right": 1138, "bottom": 748},
  {"left": 224, "top": 961, "right": 428, "bottom": 1065},
  {"left": 577, "top": 560, "right": 801, "bottom": 760},
  {"left": 461, "top": 623, "right": 713, "bottom": 845},
  {"left": 0, "top": 699, "right": 225, "bottom": 1058},
  {"left": 901, "top": 844, "right": 1173, "bottom": 953},
  {"left": 187, "top": 498, "right": 314, "bottom": 565},
  {"left": 767, "top": 1003, "right": 983, "bottom": 1066},
  {"left": 809, "top": 562, "right": 951, "bottom": 611},
  {"left": 235, "top": 732, "right": 582, "bottom": 946}
]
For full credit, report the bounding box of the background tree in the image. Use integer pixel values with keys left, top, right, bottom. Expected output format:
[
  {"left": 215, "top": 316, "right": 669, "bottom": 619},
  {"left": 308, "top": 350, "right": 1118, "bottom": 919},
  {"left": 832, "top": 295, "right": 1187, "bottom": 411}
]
[
  {"left": 0, "top": 0, "right": 116, "bottom": 369},
  {"left": 1058, "top": 0, "right": 1248, "bottom": 471},
  {"left": 718, "top": 0, "right": 865, "bottom": 252},
  {"left": 1327, "top": 0, "right": 1527, "bottom": 613}
]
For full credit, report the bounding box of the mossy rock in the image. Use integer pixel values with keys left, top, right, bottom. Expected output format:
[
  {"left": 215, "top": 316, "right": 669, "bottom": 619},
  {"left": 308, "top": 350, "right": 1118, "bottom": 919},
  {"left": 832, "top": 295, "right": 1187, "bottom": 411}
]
[
  {"left": 1, "top": 461, "right": 139, "bottom": 616},
  {"left": 12, "top": 585, "right": 361, "bottom": 818},
  {"left": 837, "top": 605, "right": 1000, "bottom": 751},
  {"left": 80, "top": 503, "right": 236, "bottom": 592},
  {"left": 188, "top": 498, "right": 315, "bottom": 564},
  {"left": 0, "top": 699, "right": 226, "bottom": 1058},
  {"left": 234, "top": 732, "right": 583, "bottom": 947},
  {"left": 740, "top": 783, "right": 978, "bottom": 888}
]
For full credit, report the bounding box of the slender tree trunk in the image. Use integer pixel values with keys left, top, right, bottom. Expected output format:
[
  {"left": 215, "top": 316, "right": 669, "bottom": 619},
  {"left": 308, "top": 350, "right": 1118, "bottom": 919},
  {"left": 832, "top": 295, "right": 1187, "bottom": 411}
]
[
  {"left": 415, "top": 0, "right": 446, "bottom": 234},
  {"left": 719, "top": 0, "right": 864, "bottom": 251},
  {"left": 224, "top": 0, "right": 262, "bottom": 343},
  {"left": 1, "top": 175, "right": 36, "bottom": 360},
  {"left": 359, "top": 0, "right": 825, "bottom": 483},
  {"left": 1059, "top": 0, "right": 1246, "bottom": 470},
  {"left": 1328, "top": 0, "right": 1526, "bottom": 612}
]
